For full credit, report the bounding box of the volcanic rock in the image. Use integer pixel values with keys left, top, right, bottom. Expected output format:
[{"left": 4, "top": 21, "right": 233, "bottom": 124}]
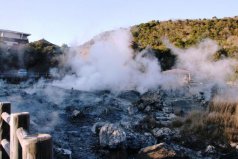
[
  {"left": 99, "top": 124, "right": 126, "bottom": 149},
  {"left": 134, "top": 90, "right": 164, "bottom": 112},
  {"left": 126, "top": 131, "right": 156, "bottom": 150},
  {"left": 152, "top": 127, "right": 175, "bottom": 140}
]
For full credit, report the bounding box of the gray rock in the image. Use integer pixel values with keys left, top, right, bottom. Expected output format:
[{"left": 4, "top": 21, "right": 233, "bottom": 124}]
[
  {"left": 205, "top": 145, "right": 216, "bottom": 154},
  {"left": 91, "top": 122, "right": 109, "bottom": 134},
  {"left": 152, "top": 127, "right": 174, "bottom": 139},
  {"left": 99, "top": 124, "right": 126, "bottom": 149}
]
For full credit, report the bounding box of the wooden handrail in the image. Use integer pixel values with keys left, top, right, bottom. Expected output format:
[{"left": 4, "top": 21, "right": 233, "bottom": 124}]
[
  {"left": 1, "top": 112, "right": 11, "bottom": 125},
  {"left": 0, "top": 102, "right": 53, "bottom": 159},
  {"left": 0, "top": 102, "right": 11, "bottom": 159}
]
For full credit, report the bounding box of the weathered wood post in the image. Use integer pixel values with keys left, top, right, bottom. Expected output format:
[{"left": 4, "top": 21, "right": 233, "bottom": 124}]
[
  {"left": 10, "top": 112, "right": 30, "bottom": 159},
  {"left": 0, "top": 102, "right": 11, "bottom": 159},
  {"left": 17, "top": 128, "right": 53, "bottom": 159},
  {"left": 35, "top": 134, "right": 53, "bottom": 159}
]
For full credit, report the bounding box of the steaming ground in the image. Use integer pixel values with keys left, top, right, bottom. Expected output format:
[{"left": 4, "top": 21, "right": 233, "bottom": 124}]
[
  {"left": 2, "top": 79, "right": 238, "bottom": 158},
  {"left": 52, "top": 29, "right": 238, "bottom": 101},
  {"left": 0, "top": 80, "right": 204, "bottom": 159}
]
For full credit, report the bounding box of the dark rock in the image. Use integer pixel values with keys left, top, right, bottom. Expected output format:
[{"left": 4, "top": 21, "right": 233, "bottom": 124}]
[
  {"left": 117, "top": 90, "right": 140, "bottom": 102},
  {"left": 65, "top": 106, "right": 76, "bottom": 113},
  {"left": 54, "top": 147, "right": 72, "bottom": 159},
  {"left": 70, "top": 110, "right": 85, "bottom": 120},
  {"left": 133, "top": 90, "right": 164, "bottom": 112},
  {"left": 126, "top": 132, "right": 156, "bottom": 150},
  {"left": 99, "top": 124, "right": 127, "bottom": 149},
  {"left": 136, "top": 115, "right": 159, "bottom": 131}
]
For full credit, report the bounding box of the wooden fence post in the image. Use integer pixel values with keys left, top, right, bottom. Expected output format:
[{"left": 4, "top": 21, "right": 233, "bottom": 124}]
[
  {"left": 10, "top": 112, "right": 30, "bottom": 159},
  {"left": 17, "top": 128, "right": 53, "bottom": 159},
  {"left": 0, "top": 102, "right": 11, "bottom": 159},
  {"left": 35, "top": 134, "right": 53, "bottom": 159}
]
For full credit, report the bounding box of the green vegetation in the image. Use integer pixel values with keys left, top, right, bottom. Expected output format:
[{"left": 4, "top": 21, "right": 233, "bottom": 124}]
[
  {"left": 131, "top": 16, "right": 238, "bottom": 70},
  {"left": 24, "top": 39, "right": 62, "bottom": 72},
  {"left": 0, "top": 39, "right": 62, "bottom": 73}
]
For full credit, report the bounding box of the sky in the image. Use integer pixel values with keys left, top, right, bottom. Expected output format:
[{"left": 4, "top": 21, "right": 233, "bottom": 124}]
[{"left": 0, "top": 0, "right": 237, "bottom": 46}]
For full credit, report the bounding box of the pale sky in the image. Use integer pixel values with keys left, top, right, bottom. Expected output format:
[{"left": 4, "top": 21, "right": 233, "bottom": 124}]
[{"left": 0, "top": 0, "right": 237, "bottom": 46}]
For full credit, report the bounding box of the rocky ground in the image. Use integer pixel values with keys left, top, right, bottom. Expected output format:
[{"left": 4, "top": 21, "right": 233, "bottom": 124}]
[{"left": 0, "top": 81, "right": 238, "bottom": 159}]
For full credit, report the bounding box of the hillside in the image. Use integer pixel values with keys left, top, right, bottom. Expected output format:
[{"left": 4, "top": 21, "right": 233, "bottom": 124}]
[{"left": 131, "top": 16, "right": 238, "bottom": 70}]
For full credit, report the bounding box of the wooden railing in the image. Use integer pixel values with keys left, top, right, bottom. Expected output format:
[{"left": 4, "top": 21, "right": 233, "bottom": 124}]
[{"left": 0, "top": 102, "right": 53, "bottom": 159}]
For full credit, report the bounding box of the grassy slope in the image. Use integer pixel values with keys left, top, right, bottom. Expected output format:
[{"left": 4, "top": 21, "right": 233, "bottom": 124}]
[{"left": 131, "top": 16, "right": 238, "bottom": 70}]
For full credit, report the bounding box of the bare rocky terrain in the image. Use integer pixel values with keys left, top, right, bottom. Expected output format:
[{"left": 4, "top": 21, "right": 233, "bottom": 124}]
[{"left": 1, "top": 80, "right": 237, "bottom": 159}]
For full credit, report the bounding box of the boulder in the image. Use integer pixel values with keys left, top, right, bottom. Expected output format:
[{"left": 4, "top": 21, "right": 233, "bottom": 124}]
[
  {"left": 99, "top": 124, "right": 126, "bottom": 149},
  {"left": 134, "top": 90, "right": 164, "bottom": 112}
]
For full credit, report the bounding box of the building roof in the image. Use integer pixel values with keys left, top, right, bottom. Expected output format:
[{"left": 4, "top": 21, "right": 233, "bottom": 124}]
[{"left": 0, "top": 29, "right": 31, "bottom": 36}]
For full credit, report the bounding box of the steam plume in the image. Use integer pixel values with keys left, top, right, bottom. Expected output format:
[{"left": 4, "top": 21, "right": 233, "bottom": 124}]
[
  {"left": 51, "top": 29, "right": 238, "bottom": 98},
  {"left": 52, "top": 29, "right": 162, "bottom": 93},
  {"left": 164, "top": 38, "right": 238, "bottom": 99}
]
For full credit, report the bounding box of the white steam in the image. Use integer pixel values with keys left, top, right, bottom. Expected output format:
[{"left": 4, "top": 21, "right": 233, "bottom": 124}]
[
  {"left": 165, "top": 39, "right": 237, "bottom": 84},
  {"left": 164, "top": 38, "right": 238, "bottom": 99},
  {"left": 51, "top": 29, "right": 238, "bottom": 98},
  {"left": 52, "top": 29, "right": 162, "bottom": 93}
]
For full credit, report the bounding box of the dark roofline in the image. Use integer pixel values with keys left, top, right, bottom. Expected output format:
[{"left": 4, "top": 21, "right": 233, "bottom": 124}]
[{"left": 0, "top": 29, "right": 31, "bottom": 36}]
